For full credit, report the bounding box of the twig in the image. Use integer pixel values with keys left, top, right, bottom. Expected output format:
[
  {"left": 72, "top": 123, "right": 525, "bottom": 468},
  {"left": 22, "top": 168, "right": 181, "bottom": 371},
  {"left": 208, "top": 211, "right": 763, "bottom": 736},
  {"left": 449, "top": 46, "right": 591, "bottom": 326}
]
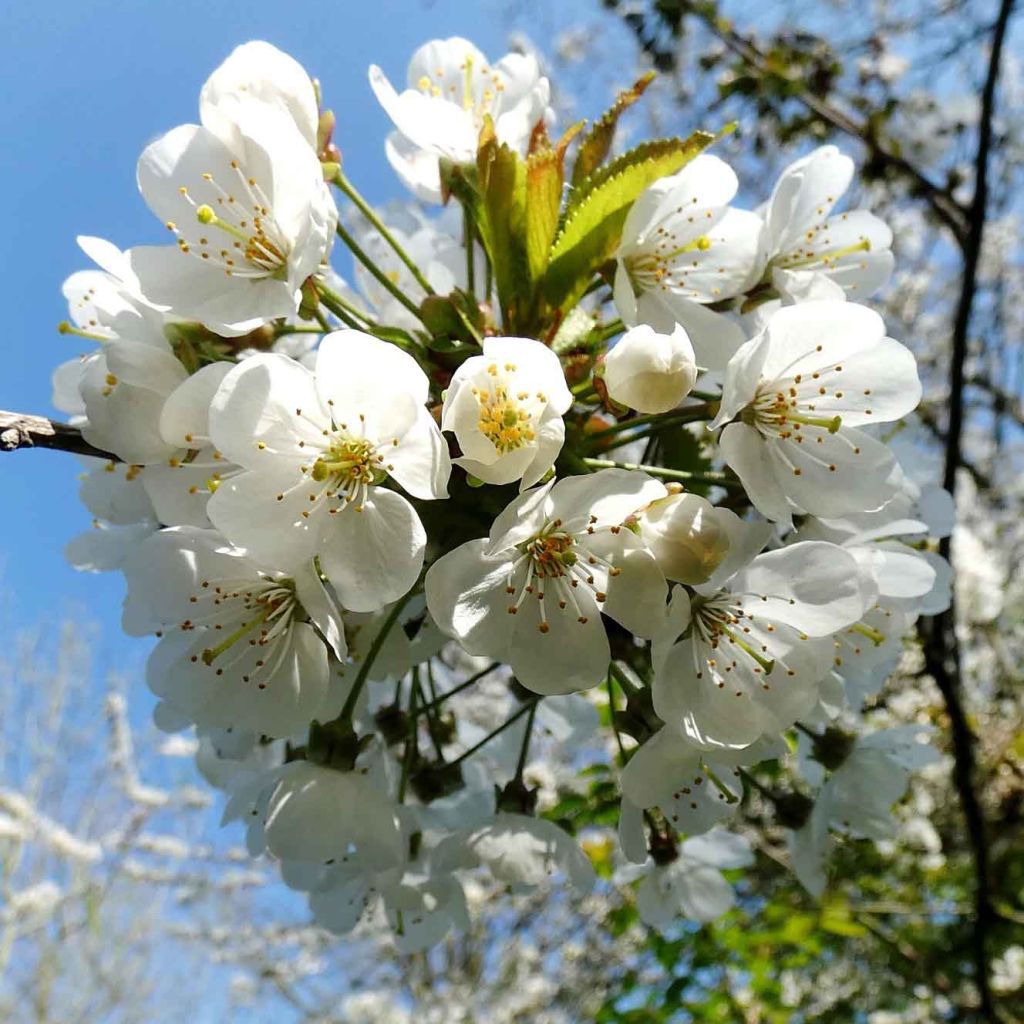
[
  {"left": 0, "top": 411, "right": 118, "bottom": 461},
  {"left": 921, "top": 3, "right": 1016, "bottom": 1020}
]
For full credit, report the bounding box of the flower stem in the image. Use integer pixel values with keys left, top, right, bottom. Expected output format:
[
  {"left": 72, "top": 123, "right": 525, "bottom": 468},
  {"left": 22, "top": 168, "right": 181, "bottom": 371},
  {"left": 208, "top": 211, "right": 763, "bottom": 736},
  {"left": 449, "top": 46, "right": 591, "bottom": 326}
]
[
  {"left": 513, "top": 701, "right": 538, "bottom": 781},
  {"left": 332, "top": 171, "right": 434, "bottom": 296},
  {"left": 336, "top": 590, "right": 415, "bottom": 724},
  {"left": 584, "top": 402, "right": 714, "bottom": 447},
  {"left": 334, "top": 220, "right": 425, "bottom": 323},
  {"left": 608, "top": 661, "right": 643, "bottom": 696},
  {"left": 317, "top": 278, "right": 373, "bottom": 329},
  {"left": 463, "top": 204, "right": 476, "bottom": 297},
  {"left": 582, "top": 457, "right": 739, "bottom": 488},
  {"left": 398, "top": 682, "right": 419, "bottom": 804},
  {"left": 410, "top": 661, "right": 502, "bottom": 719},
  {"left": 446, "top": 697, "right": 539, "bottom": 769}
]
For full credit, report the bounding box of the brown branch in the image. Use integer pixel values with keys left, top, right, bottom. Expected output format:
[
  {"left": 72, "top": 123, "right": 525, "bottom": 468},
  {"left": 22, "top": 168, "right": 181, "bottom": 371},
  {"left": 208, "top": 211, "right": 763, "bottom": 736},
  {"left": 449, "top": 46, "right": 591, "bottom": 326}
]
[
  {"left": 654, "top": 2, "right": 971, "bottom": 244},
  {"left": 921, "top": 2, "right": 1016, "bottom": 1021},
  {"left": 0, "top": 411, "right": 118, "bottom": 461}
]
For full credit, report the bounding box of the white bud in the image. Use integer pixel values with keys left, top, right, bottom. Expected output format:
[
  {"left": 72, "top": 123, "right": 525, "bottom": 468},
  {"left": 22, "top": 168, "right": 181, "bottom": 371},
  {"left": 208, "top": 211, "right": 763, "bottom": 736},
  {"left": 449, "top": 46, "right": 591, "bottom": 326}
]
[
  {"left": 603, "top": 324, "right": 697, "bottom": 414},
  {"left": 640, "top": 493, "right": 731, "bottom": 584}
]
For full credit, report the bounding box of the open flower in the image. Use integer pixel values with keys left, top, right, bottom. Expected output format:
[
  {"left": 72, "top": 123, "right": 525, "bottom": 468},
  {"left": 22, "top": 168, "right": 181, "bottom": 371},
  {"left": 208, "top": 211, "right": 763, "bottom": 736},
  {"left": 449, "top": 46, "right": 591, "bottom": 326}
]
[
  {"left": 426, "top": 470, "right": 668, "bottom": 695},
  {"left": 713, "top": 301, "right": 921, "bottom": 525},
  {"left": 441, "top": 336, "right": 572, "bottom": 488},
  {"left": 653, "top": 541, "right": 873, "bottom": 748},
  {"left": 199, "top": 41, "right": 320, "bottom": 153},
  {"left": 602, "top": 324, "right": 697, "bottom": 413},
  {"left": 208, "top": 330, "right": 450, "bottom": 612},
  {"left": 761, "top": 145, "right": 894, "bottom": 301},
  {"left": 370, "top": 37, "right": 550, "bottom": 202},
  {"left": 129, "top": 98, "right": 336, "bottom": 335},
  {"left": 122, "top": 526, "right": 345, "bottom": 737},
  {"left": 614, "top": 155, "right": 764, "bottom": 371}
]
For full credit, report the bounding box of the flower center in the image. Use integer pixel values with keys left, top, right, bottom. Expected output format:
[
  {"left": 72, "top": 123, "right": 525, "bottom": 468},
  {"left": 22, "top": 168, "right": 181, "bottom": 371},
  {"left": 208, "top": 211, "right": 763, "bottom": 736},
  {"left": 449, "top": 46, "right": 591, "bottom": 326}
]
[
  {"left": 746, "top": 387, "right": 843, "bottom": 437},
  {"left": 166, "top": 161, "right": 290, "bottom": 280},
  {"left": 625, "top": 230, "right": 714, "bottom": 298},
  {"left": 169, "top": 576, "right": 299, "bottom": 690},
  {"left": 691, "top": 594, "right": 776, "bottom": 676},
  {"left": 415, "top": 54, "right": 508, "bottom": 129},
  {"left": 473, "top": 363, "right": 539, "bottom": 454},
  {"left": 504, "top": 518, "right": 623, "bottom": 632},
  {"left": 311, "top": 436, "right": 389, "bottom": 507},
  {"left": 773, "top": 235, "right": 871, "bottom": 272}
]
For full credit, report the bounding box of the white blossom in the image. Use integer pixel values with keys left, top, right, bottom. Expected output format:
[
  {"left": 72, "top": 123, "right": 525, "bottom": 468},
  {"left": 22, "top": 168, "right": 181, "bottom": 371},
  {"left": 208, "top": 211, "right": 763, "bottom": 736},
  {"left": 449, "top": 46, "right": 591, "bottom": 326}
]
[
  {"left": 761, "top": 145, "right": 894, "bottom": 302},
  {"left": 426, "top": 470, "right": 668, "bottom": 695},
  {"left": 122, "top": 526, "right": 344, "bottom": 737},
  {"left": 602, "top": 324, "right": 697, "bottom": 413},
  {"left": 130, "top": 97, "right": 335, "bottom": 335},
  {"left": 614, "top": 155, "right": 764, "bottom": 371},
  {"left": 713, "top": 301, "right": 921, "bottom": 524},
  {"left": 441, "top": 336, "right": 572, "bottom": 488},
  {"left": 370, "top": 37, "right": 551, "bottom": 202},
  {"left": 207, "top": 331, "right": 450, "bottom": 612}
]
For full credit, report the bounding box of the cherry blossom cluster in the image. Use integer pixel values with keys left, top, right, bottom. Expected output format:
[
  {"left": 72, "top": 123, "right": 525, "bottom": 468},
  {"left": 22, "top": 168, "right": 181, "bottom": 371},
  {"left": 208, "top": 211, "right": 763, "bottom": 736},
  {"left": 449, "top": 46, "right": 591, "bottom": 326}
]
[{"left": 49, "top": 37, "right": 949, "bottom": 948}]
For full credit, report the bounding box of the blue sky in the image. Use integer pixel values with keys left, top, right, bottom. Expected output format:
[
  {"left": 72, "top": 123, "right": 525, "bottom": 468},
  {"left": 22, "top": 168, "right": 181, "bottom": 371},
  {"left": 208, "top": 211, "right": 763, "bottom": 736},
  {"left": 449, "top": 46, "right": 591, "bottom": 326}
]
[{"left": 0, "top": 0, "right": 615, "bottom": 656}]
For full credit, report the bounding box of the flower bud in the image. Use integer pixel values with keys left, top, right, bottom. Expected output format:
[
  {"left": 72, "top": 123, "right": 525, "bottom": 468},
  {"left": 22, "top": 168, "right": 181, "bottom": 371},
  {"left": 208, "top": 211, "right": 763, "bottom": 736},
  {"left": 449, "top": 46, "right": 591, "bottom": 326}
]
[
  {"left": 602, "top": 324, "right": 697, "bottom": 413},
  {"left": 640, "top": 493, "right": 731, "bottom": 584}
]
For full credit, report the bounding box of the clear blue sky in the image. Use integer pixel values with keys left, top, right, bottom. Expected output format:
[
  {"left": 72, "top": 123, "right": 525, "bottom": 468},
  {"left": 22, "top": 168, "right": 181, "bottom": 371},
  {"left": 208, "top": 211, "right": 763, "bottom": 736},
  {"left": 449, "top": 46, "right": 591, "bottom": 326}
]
[{"left": 0, "top": 0, "right": 616, "bottom": 654}]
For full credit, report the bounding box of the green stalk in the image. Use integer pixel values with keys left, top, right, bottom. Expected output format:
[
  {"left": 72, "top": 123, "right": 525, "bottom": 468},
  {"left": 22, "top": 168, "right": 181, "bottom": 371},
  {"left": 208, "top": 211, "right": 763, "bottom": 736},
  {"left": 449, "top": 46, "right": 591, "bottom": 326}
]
[
  {"left": 582, "top": 457, "right": 740, "bottom": 489},
  {"left": 332, "top": 171, "right": 434, "bottom": 296},
  {"left": 335, "top": 221, "right": 424, "bottom": 323},
  {"left": 336, "top": 590, "right": 415, "bottom": 724},
  {"left": 584, "top": 403, "right": 714, "bottom": 447}
]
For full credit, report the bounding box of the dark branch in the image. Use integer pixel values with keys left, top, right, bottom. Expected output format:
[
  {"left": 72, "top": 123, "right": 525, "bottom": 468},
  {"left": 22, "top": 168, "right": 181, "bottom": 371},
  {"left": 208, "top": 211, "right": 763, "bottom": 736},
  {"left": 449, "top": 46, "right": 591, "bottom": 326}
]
[
  {"left": 0, "top": 411, "right": 119, "bottom": 462},
  {"left": 623, "top": 1, "right": 971, "bottom": 244},
  {"left": 922, "top": 2, "right": 1016, "bottom": 1021}
]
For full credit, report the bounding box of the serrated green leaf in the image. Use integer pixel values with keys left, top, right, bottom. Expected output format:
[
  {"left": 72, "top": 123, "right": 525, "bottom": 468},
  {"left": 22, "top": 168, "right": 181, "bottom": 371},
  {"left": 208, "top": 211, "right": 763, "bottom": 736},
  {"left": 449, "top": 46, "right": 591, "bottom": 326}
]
[
  {"left": 524, "top": 123, "right": 584, "bottom": 284},
  {"left": 572, "top": 71, "right": 657, "bottom": 187},
  {"left": 543, "top": 133, "right": 716, "bottom": 310}
]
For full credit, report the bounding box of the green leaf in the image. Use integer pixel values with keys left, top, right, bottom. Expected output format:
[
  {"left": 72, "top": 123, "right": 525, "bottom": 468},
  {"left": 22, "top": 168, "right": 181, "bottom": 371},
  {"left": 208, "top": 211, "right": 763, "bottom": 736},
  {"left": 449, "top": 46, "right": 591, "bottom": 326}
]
[
  {"left": 475, "top": 119, "right": 530, "bottom": 327},
  {"left": 572, "top": 71, "right": 657, "bottom": 187},
  {"left": 524, "top": 124, "right": 583, "bottom": 284},
  {"left": 542, "top": 133, "right": 715, "bottom": 311}
]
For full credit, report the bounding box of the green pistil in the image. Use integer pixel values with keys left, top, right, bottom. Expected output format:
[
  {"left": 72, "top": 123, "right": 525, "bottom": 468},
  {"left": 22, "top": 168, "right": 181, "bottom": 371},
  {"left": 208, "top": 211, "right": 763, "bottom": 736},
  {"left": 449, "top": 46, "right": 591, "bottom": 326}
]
[
  {"left": 722, "top": 628, "right": 776, "bottom": 675},
  {"left": 777, "top": 238, "right": 871, "bottom": 270},
  {"left": 195, "top": 203, "right": 249, "bottom": 245},
  {"left": 201, "top": 613, "right": 268, "bottom": 665},
  {"left": 58, "top": 321, "right": 106, "bottom": 342},
  {"left": 851, "top": 622, "right": 886, "bottom": 647}
]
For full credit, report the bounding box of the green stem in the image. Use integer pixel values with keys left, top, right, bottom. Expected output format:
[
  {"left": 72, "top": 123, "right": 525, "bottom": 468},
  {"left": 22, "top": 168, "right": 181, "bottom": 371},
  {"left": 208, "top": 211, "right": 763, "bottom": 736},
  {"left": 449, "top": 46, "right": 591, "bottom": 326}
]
[
  {"left": 608, "top": 661, "right": 643, "bottom": 696},
  {"left": 513, "top": 701, "right": 538, "bottom": 781},
  {"left": 398, "top": 682, "right": 419, "bottom": 804},
  {"left": 582, "top": 457, "right": 739, "bottom": 488},
  {"left": 593, "top": 318, "right": 624, "bottom": 344},
  {"left": 446, "top": 697, "right": 539, "bottom": 769},
  {"left": 463, "top": 205, "right": 476, "bottom": 298},
  {"left": 606, "top": 674, "right": 630, "bottom": 767},
  {"left": 335, "top": 220, "right": 424, "bottom": 323},
  {"left": 336, "top": 591, "right": 415, "bottom": 724},
  {"left": 332, "top": 171, "right": 434, "bottom": 296},
  {"left": 317, "top": 278, "right": 373, "bottom": 329},
  {"left": 584, "top": 403, "right": 713, "bottom": 447},
  {"left": 690, "top": 388, "right": 722, "bottom": 402},
  {"left": 410, "top": 662, "right": 502, "bottom": 719}
]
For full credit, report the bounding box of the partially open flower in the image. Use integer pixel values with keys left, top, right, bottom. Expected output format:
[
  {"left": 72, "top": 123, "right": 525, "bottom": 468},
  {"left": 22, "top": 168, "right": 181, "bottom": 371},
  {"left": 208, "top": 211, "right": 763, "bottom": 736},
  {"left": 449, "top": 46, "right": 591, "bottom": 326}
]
[{"left": 602, "top": 324, "right": 697, "bottom": 414}]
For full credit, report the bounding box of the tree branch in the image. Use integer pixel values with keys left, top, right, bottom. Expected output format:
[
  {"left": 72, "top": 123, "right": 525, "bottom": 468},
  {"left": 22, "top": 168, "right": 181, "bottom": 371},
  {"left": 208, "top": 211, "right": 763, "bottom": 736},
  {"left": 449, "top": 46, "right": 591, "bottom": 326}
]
[
  {"left": 0, "top": 411, "right": 118, "bottom": 461},
  {"left": 922, "top": 3, "right": 1016, "bottom": 1020},
  {"left": 628, "top": 0, "right": 971, "bottom": 243}
]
